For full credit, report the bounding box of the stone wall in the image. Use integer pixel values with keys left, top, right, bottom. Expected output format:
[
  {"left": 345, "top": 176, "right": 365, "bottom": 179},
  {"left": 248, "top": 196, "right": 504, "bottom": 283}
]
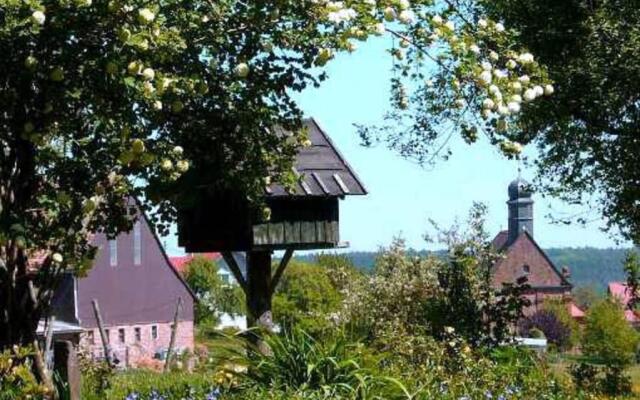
[{"left": 80, "top": 320, "right": 193, "bottom": 368}]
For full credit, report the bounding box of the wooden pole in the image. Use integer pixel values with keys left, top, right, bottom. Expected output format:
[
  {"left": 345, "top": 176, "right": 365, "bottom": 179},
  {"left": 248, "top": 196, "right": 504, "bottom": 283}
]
[
  {"left": 91, "top": 299, "right": 112, "bottom": 366},
  {"left": 270, "top": 249, "right": 294, "bottom": 296},
  {"left": 44, "top": 316, "right": 55, "bottom": 372},
  {"left": 32, "top": 339, "right": 55, "bottom": 398},
  {"left": 164, "top": 297, "right": 183, "bottom": 372},
  {"left": 244, "top": 250, "right": 274, "bottom": 355},
  {"left": 246, "top": 250, "right": 273, "bottom": 331}
]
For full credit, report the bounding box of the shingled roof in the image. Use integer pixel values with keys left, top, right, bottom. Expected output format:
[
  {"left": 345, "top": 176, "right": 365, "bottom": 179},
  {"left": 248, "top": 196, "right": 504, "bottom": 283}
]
[{"left": 266, "top": 118, "right": 367, "bottom": 198}]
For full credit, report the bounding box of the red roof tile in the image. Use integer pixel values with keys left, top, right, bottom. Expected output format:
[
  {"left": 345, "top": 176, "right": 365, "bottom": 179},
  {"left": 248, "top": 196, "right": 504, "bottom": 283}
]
[
  {"left": 169, "top": 253, "right": 220, "bottom": 274},
  {"left": 569, "top": 302, "right": 585, "bottom": 319},
  {"left": 608, "top": 282, "right": 639, "bottom": 323}
]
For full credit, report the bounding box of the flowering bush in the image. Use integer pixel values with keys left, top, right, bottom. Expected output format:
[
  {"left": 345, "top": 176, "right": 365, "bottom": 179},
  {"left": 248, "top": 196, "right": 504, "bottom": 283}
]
[{"left": 337, "top": 204, "right": 529, "bottom": 348}]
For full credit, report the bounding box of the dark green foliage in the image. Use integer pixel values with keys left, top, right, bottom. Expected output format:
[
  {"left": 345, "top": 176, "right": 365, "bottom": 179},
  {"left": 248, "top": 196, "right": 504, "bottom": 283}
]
[
  {"left": 570, "top": 362, "right": 633, "bottom": 397},
  {"left": 480, "top": 0, "right": 640, "bottom": 243},
  {"left": 624, "top": 251, "right": 640, "bottom": 310},
  {"left": 570, "top": 363, "right": 600, "bottom": 394}
]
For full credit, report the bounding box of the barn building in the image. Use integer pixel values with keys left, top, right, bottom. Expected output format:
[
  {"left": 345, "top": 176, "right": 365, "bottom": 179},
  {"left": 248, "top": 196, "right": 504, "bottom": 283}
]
[{"left": 45, "top": 208, "right": 196, "bottom": 368}]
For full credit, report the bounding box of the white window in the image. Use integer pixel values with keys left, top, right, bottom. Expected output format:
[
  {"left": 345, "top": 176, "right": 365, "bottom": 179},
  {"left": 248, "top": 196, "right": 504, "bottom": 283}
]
[
  {"left": 109, "top": 240, "right": 117, "bottom": 267},
  {"left": 133, "top": 221, "right": 142, "bottom": 266}
]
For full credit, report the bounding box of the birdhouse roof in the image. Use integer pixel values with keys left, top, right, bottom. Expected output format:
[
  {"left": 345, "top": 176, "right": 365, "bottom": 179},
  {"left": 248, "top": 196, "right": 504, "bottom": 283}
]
[{"left": 266, "top": 118, "right": 367, "bottom": 198}]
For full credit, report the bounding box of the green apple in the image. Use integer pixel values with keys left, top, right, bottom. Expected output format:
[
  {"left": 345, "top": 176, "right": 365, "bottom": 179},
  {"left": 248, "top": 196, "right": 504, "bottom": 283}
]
[
  {"left": 131, "top": 138, "right": 145, "bottom": 154},
  {"left": 50, "top": 67, "right": 64, "bottom": 82}
]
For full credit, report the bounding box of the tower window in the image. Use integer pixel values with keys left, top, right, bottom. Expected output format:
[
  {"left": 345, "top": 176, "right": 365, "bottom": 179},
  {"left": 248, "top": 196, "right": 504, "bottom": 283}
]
[{"left": 523, "top": 264, "right": 530, "bottom": 275}]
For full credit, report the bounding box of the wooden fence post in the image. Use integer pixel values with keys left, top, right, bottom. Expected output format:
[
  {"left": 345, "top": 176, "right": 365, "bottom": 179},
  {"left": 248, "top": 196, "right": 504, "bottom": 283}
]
[
  {"left": 164, "top": 297, "right": 183, "bottom": 372},
  {"left": 91, "top": 299, "right": 112, "bottom": 366}
]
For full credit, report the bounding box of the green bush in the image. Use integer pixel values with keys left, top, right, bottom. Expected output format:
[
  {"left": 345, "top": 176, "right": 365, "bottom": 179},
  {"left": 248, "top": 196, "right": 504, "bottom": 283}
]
[
  {"left": 273, "top": 261, "right": 342, "bottom": 336},
  {"left": 583, "top": 298, "right": 640, "bottom": 366},
  {"left": 0, "top": 346, "right": 49, "bottom": 400}
]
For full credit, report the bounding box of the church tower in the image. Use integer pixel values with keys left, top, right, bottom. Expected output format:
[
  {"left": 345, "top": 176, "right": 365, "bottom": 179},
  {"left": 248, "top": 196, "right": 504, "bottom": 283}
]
[{"left": 507, "top": 178, "right": 533, "bottom": 246}]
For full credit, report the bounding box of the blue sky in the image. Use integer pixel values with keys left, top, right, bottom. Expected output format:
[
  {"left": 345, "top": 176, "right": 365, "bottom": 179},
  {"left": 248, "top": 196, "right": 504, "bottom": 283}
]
[{"left": 164, "top": 37, "right": 628, "bottom": 255}]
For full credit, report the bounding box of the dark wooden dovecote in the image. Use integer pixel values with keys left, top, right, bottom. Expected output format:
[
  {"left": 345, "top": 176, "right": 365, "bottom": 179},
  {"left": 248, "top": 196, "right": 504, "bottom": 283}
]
[
  {"left": 177, "top": 118, "right": 366, "bottom": 253},
  {"left": 176, "top": 118, "right": 366, "bottom": 336}
]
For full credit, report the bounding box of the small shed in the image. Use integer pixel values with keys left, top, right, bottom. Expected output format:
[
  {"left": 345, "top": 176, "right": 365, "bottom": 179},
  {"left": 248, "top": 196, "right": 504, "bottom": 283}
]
[{"left": 176, "top": 118, "right": 366, "bottom": 330}]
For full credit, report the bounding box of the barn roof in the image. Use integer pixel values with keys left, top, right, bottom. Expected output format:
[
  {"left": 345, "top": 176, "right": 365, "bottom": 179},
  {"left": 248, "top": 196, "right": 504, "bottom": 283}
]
[{"left": 266, "top": 118, "right": 367, "bottom": 198}]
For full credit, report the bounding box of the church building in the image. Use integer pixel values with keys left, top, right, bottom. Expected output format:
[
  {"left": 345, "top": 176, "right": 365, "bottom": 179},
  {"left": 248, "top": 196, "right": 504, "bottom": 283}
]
[{"left": 491, "top": 178, "right": 573, "bottom": 315}]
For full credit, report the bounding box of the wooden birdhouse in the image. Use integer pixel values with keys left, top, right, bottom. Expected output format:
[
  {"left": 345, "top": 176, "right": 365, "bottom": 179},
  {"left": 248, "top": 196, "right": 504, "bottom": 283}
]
[
  {"left": 176, "top": 118, "right": 366, "bottom": 330},
  {"left": 177, "top": 118, "right": 366, "bottom": 253}
]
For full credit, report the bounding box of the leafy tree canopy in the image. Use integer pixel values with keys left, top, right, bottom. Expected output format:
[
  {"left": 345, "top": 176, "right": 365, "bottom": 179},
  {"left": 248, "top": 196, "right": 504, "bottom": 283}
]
[
  {"left": 475, "top": 0, "right": 640, "bottom": 242},
  {"left": 0, "top": 0, "right": 554, "bottom": 385}
]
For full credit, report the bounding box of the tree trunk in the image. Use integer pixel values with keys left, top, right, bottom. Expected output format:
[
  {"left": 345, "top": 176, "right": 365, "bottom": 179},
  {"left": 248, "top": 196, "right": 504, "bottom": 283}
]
[
  {"left": 245, "top": 251, "right": 273, "bottom": 353},
  {"left": 0, "top": 249, "right": 56, "bottom": 395}
]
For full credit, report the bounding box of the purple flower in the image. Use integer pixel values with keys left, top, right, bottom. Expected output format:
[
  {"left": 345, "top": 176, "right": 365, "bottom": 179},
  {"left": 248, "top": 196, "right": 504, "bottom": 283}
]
[{"left": 206, "top": 388, "right": 221, "bottom": 400}]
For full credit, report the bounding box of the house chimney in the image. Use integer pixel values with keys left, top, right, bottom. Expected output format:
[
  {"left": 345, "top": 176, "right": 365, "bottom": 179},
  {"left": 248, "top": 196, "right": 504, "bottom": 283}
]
[{"left": 507, "top": 178, "right": 533, "bottom": 246}]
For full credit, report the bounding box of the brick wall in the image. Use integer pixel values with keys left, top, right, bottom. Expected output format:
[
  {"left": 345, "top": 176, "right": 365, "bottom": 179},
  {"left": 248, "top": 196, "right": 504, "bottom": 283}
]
[
  {"left": 492, "top": 234, "right": 564, "bottom": 288},
  {"left": 492, "top": 233, "right": 571, "bottom": 316},
  {"left": 80, "top": 320, "right": 193, "bottom": 368}
]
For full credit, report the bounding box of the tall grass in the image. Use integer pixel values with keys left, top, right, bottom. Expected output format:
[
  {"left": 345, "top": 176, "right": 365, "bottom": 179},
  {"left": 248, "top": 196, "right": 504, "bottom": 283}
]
[{"left": 213, "top": 328, "right": 411, "bottom": 399}]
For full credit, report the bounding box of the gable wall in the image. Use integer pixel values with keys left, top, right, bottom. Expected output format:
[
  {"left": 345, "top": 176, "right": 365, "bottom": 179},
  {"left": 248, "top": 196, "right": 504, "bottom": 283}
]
[
  {"left": 77, "top": 216, "right": 194, "bottom": 329},
  {"left": 492, "top": 234, "right": 565, "bottom": 288}
]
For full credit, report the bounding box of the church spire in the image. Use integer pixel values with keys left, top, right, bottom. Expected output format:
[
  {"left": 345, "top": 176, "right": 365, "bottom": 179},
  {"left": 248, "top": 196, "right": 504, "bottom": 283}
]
[{"left": 507, "top": 177, "right": 533, "bottom": 246}]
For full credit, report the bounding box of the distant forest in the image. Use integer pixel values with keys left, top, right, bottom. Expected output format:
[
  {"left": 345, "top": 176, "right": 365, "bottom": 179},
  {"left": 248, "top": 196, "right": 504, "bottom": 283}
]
[{"left": 295, "top": 247, "right": 638, "bottom": 292}]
